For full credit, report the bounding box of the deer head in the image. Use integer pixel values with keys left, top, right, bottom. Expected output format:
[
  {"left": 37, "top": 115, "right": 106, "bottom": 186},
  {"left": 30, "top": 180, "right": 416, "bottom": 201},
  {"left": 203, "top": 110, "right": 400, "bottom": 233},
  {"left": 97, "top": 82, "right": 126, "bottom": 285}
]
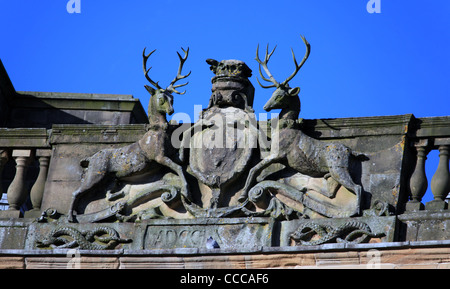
[
  {"left": 143, "top": 47, "right": 191, "bottom": 117},
  {"left": 256, "top": 36, "right": 310, "bottom": 116}
]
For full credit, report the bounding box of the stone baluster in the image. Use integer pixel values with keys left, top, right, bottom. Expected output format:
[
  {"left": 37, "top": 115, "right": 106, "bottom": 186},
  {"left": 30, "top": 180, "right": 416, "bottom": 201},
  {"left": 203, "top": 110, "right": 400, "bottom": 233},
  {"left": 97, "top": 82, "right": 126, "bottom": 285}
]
[
  {"left": 5, "top": 150, "right": 34, "bottom": 217},
  {"left": 406, "top": 142, "right": 429, "bottom": 211},
  {"left": 0, "top": 150, "right": 9, "bottom": 202},
  {"left": 25, "top": 149, "right": 51, "bottom": 218},
  {"left": 426, "top": 145, "right": 450, "bottom": 210}
]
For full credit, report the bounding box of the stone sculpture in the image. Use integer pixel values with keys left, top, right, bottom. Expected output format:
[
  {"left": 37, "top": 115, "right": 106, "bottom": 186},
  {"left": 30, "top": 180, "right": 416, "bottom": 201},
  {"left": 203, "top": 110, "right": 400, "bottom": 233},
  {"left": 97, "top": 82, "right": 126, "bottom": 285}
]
[
  {"left": 239, "top": 36, "right": 364, "bottom": 216},
  {"left": 36, "top": 226, "right": 131, "bottom": 249},
  {"left": 63, "top": 37, "right": 366, "bottom": 225},
  {"left": 179, "top": 58, "right": 258, "bottom": 211},
  {"left": 67, "top": 47, "right": 191, "bottom": 222},
  {"left": 1, "top": 36, "right": 445, "bottom": 255},
  {"left": 290, "top": 221, "right": 383, "bottom": 246}
]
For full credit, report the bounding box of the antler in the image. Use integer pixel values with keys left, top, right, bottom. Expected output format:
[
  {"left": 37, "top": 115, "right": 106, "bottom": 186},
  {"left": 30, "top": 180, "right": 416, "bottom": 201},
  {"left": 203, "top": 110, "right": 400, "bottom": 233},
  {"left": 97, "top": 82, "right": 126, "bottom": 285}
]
[
  {"left": 255, "top": 44, "right": 279, "bottom": 89},
  {"left": 255, "top": 35, "right": 310, "bottom": 88},
  {"left": 167, "top": 47, "right": 191, "bottom": 95},
  {"left": 143, "top": 48, "right": 162, "bottom": 90},
  {"left": 281, "top": 35, "right": 310, "bottom": 87}
]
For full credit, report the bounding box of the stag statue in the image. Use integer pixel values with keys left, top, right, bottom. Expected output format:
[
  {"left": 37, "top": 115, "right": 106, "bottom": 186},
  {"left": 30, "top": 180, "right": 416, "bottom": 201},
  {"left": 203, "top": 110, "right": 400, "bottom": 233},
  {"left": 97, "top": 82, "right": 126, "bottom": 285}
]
[
  {"left": 67, "top": 47, "right": 191, "bottom": 222},
  {"left": 239, "top": 36, "right": 363, "bottom": 216}
]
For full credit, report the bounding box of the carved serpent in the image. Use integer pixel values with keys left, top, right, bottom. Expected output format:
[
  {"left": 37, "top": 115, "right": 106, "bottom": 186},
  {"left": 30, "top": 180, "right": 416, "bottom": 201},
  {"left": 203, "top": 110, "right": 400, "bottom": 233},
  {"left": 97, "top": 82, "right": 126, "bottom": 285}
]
[
  {"left": 290, "top": 221, "right": 383, "bottom": 246},
  {"left": 36, "top": 226, "right": 131, "bottom": 250}
]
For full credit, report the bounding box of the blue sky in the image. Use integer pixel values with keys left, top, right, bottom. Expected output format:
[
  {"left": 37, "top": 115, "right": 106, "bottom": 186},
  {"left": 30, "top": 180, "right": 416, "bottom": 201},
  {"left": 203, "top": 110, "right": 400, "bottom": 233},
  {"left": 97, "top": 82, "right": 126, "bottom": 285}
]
[{"left": 0, "top": 0, "right": 449, "bottom": 203}]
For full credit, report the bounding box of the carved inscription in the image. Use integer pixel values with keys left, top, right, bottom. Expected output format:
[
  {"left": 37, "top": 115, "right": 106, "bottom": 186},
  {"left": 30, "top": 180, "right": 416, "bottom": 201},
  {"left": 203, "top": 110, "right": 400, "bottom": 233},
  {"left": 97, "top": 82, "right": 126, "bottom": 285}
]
[
  {"left": 146, "top": 228, "right": 208, "bottom": 249},
  {"left": 143, "top": 218, "right": 273, "bottom": 249}
]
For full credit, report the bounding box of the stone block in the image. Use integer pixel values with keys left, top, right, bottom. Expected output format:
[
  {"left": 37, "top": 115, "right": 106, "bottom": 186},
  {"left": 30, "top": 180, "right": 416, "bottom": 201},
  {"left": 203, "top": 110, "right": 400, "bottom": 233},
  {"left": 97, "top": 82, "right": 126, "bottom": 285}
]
[
  {"left": 0, "top": 257, "right": 25, "bottom": 269},
  {"left": 36, "top": 149, "right": 52, "bottom": 157},
  {"left": 245, "top": 253, "right": 316, "bottom": 268},
  {"left": 12, "top": 150, "right": 33, "bottom": 157},
  {"left": 0, "top": 221, "right": 28, "bottom": 249},
  {"left": 23, "top": 209, "right": 42, "bottom": 219},
  {"left": 141, "top": 218, "right": 273, "bottom": 250},
  {"left": 425, "top": 200, "right": 448, "bottom": 211},
  {"left": 119, "top": 256, "right": 185, "bottom": 269},
  {"left": 279, "top": 216, "right": 397, "bottom": 247},
  {"left": 378, "top": 247, "right": 450, "bottom": 265},
  {"left": 25, "top": 256, "right": 119, "bottom": 269},
  {"left": 405, "top": 201, "right": 424, "bottom": 212},
  {"left": 315, "top": 251, "right": 360, "bottom": 266},
  {"left": 183, "top": 255, "right": 247, "bottom": 269},
  {"left": 0, "top": 210, "right": 21, "bottom": 219}
]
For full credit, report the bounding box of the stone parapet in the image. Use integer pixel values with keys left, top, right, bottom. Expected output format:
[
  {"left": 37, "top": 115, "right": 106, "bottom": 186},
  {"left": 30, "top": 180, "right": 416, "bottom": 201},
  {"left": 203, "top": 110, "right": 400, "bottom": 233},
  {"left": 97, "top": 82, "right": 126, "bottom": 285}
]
[{"left": 1, "top": 240, "right": 450, "bottom": 269}]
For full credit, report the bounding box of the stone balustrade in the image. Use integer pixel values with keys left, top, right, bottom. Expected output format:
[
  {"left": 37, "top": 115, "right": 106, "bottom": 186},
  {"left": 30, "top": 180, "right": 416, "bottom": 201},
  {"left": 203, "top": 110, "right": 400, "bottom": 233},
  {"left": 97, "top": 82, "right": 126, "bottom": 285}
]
[
  {"left": 0, "top": 116, "right": 448, "bottom": 226},
  {"left": 0, "top": 148, "right": 51, "bottom": 218},
  {"left": 0, "top": 128, "right": 51, "bottom": 218},
  {"left": 406, "top": 116, "right": 450, "bottom": 212}
]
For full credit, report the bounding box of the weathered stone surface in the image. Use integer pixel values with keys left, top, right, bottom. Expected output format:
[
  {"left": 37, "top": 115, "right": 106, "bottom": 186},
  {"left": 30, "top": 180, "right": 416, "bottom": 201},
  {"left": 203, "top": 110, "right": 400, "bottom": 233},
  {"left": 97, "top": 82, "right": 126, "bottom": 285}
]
[
  {"left": 142, "top": 218, "right": 273, "bottom": 250},
  {"left": 25, "top": 256, "right": 119, "bottom": 269},
  {"left": 399, "top": 211, "right": 450, "bottom": 241},
  {"left": 9, "top": 91, "right": 148, "bottom": 129},
  {"left": 41, "top": 124, "right": 147, "bottom": 215},
  {"left": 0, "top": 128, "right": 49, "bottom": 148},
  {"left": 0, "top": 240, "right": 450, "bottom": 268},
  {"left": 0, "top": 257, "right": 24, "bottom": 269},
  {"left": 280, "top": 216, "right": 397, "bottom": 246},
  {"left": 27, "top": 222, "right": 136, "bottom": 251},
  {"left": 1, "top": 39, "right": 450, "bottom": 271},
  {"left": 0, "top": 220, "right": 28, "bottom": 249},
  {"left": 315, "top": 251, "right": 360, "bottom": 266},
  {"left": 119, "top": 256, "right": 186, "bottom": 269}
]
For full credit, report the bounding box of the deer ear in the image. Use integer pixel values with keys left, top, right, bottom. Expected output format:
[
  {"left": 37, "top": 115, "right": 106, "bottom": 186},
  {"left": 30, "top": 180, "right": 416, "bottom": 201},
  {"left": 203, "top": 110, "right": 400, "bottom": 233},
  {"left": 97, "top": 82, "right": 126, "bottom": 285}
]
[
  {"left": 289, "top": 87, "right": 300, "bottom": 96},
  {"left": 145, "top": 85, "right": 156, "bottom": 95}
]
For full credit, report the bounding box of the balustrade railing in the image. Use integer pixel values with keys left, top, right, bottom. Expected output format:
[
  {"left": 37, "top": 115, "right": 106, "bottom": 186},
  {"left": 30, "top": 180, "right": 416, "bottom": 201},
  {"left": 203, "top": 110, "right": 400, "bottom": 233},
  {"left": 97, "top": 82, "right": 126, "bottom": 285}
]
[
  {"left": 406, "top": 116, "right": 450, "bottom": 212},
  {"left": 0, "top": 148, "right": 51, "bottom": 218},
  {"left": 0, "top": 116, "right": 447, "bottom": 219},
  {"left": 0, "top": 127, "right": 51, "bottom": 218}
]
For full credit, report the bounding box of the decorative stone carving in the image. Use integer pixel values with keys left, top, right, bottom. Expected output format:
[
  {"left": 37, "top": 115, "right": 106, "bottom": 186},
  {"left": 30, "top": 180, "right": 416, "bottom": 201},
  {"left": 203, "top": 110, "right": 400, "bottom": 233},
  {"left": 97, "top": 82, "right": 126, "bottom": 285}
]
[
  {"left": 35, "top": 226, "right": 131, "bottom": 250},
  {"left": 63, "top": 37, "right": 367, "bottom": 224},
  {"left": 2, "top": 36, "right": 450, "bottom": 254},
  {"left": 67, "top": 47, "right": 191, "bottom": 222},
  {"left": 205, "top": 59, "right": 254, "bottom": 112},
  {"left": 239, "top": 36, "right": 364, "bottom": 217},
  {"left": 290, "top": 221, "right": 383, "bottom": 246}
]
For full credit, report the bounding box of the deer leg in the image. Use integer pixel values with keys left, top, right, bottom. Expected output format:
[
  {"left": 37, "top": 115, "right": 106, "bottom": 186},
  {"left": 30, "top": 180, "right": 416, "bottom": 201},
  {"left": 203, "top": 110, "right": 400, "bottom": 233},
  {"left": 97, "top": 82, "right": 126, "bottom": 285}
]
[
  {"left": 238, "top": 155, "right": 284, "bottom": 202},
  {"left": 67, "top": 152, "right": 111, "bottom": 222},
  {"left": 155, "top": 156, "right": 190, "bottom": 198},
  {"left": 324, "top": 145, "right": 362, "bottom": 215},
  {"left": 327, "top": 167, "right": 362, "bottom": 216}
]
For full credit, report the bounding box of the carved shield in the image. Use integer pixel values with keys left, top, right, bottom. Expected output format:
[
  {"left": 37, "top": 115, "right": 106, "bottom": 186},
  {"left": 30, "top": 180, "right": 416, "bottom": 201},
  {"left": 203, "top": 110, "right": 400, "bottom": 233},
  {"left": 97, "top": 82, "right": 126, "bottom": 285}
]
[{"left": 188, "top": 107, "right": 257, "bottom": 188}]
